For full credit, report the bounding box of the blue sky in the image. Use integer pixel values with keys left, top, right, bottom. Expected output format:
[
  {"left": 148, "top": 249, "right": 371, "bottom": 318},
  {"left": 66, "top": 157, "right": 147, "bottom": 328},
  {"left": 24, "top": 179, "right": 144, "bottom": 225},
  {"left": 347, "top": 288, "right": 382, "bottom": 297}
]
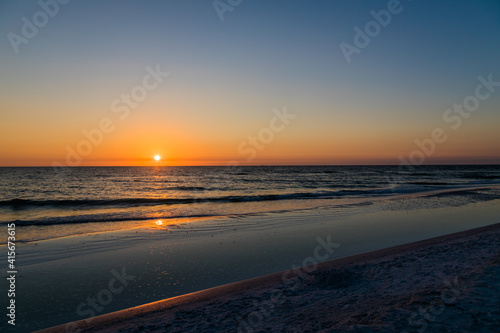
[{"left": 1, "top": 0, "right": 499, "bottom": 165}]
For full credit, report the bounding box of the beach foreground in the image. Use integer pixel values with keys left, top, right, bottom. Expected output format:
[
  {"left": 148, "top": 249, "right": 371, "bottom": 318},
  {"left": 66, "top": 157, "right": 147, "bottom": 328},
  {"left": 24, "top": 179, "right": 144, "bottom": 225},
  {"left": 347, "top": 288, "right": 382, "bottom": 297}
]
[{"left": 40, "top": 222, "right": 500, "bottom": 333}]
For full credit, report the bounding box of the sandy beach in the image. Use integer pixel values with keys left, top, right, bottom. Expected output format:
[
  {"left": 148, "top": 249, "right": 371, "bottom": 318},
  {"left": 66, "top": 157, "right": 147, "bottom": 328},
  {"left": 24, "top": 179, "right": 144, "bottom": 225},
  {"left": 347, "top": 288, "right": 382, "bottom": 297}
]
[
  {"left": 3, "top": 194, "right": 497, "bottom": 332},
  {"left": 38, "top": 222, "right": 500, "bottom": 333}
]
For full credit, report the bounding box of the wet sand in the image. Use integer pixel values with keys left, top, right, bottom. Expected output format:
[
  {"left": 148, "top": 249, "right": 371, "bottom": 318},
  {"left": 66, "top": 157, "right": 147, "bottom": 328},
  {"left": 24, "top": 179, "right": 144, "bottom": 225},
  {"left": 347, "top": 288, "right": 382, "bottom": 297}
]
[{"left": 39, "top": 222, "right": 500, "bottom": 333}]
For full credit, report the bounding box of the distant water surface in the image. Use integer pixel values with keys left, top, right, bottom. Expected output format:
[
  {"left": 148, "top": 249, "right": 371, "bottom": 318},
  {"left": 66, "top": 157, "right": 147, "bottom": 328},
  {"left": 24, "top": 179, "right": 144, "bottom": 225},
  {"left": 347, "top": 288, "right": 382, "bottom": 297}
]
[{"left": 1, "top": 165, "right": 499, "bottom": 243}]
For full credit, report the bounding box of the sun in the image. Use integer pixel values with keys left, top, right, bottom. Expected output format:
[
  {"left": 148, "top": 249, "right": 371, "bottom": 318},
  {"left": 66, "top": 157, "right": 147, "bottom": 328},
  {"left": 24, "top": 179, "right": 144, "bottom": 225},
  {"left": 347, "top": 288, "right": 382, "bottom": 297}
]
[{"left": 154, "top": 155, "right": 161, "bottom": 161}]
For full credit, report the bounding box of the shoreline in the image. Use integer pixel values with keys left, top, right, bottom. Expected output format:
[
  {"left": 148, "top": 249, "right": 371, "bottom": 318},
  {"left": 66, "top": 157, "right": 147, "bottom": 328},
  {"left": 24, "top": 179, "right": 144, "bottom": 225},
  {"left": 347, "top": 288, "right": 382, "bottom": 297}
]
[
  {"left": 5, "top": 197, "right": 499, "bottom": 332},
  {"left": 39, "top": 222, "right": 500, "bottom": 332},
  {"left": 4, "top": 183, "right": 499, "bottom": 245}
]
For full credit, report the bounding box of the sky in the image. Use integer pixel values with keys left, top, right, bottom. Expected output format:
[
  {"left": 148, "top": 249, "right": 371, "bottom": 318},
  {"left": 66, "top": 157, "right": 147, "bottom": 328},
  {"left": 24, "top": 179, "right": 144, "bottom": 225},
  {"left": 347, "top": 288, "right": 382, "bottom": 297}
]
[{"left": 1, "top": 0, "right": 499, "bottom": 166}]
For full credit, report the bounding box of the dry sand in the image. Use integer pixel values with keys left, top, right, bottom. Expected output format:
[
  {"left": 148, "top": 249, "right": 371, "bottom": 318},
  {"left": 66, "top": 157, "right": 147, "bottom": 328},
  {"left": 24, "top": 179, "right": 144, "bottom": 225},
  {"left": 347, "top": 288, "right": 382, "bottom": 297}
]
[{"left": 39, "top": 222, "right": 500, "bottom": 333}]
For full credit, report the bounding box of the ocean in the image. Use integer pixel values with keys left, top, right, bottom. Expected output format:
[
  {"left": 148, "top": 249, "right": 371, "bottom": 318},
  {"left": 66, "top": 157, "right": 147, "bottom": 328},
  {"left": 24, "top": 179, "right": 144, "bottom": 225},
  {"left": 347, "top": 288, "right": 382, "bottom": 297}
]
[
  {"left": 1, "top": 165, "right": 500, "bottom": 332},
  {"left": 1, "top": 165, "right": 499, "bottom": 244}
]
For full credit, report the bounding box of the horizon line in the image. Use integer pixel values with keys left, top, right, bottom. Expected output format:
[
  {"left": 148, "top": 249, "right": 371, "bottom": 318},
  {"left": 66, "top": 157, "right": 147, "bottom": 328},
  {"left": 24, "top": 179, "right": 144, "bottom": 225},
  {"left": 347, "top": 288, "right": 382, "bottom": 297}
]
[{"left": 1, "top": 163, "right": 499, "bottom": 168}]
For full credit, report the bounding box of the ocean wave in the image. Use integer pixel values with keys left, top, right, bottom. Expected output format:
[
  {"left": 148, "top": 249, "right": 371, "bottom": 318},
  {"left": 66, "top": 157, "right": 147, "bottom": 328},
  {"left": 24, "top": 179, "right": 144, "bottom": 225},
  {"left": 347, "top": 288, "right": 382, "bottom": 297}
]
[
  {"left": 457, "top": 173, "right": 499, "bottom": 180},
  {"left": 409, "top": 181, "right": 451, "bottom": 186},
  {"left": 3, "top": 184, "right": 500, "bottom": 227},
  {"left": 3, "top": 212, "right": 220, "bottom": 227},
  {"left": 2, "top": 182, "right": 499, "bottom": 211},
  {"left": 0, "top": 186, "right": 445, "bottom": 210}
]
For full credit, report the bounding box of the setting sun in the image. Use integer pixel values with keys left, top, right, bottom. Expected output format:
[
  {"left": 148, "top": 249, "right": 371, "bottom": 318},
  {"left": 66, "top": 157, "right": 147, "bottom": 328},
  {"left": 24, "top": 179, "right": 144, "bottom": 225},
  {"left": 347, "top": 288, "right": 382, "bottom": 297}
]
[{"left": 154, "top": 155, "right": 161, "bottom": 161}]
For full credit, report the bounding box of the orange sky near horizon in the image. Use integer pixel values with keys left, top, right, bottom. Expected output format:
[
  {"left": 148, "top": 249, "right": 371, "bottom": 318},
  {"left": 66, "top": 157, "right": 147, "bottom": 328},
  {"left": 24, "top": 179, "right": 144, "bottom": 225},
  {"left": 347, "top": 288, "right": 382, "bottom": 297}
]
[
  {"left": 1, "top": 83, "right": 499, "bottom": 166},
  {"left": 1, "top": 108, "right": 499, "bottom": 166}
]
